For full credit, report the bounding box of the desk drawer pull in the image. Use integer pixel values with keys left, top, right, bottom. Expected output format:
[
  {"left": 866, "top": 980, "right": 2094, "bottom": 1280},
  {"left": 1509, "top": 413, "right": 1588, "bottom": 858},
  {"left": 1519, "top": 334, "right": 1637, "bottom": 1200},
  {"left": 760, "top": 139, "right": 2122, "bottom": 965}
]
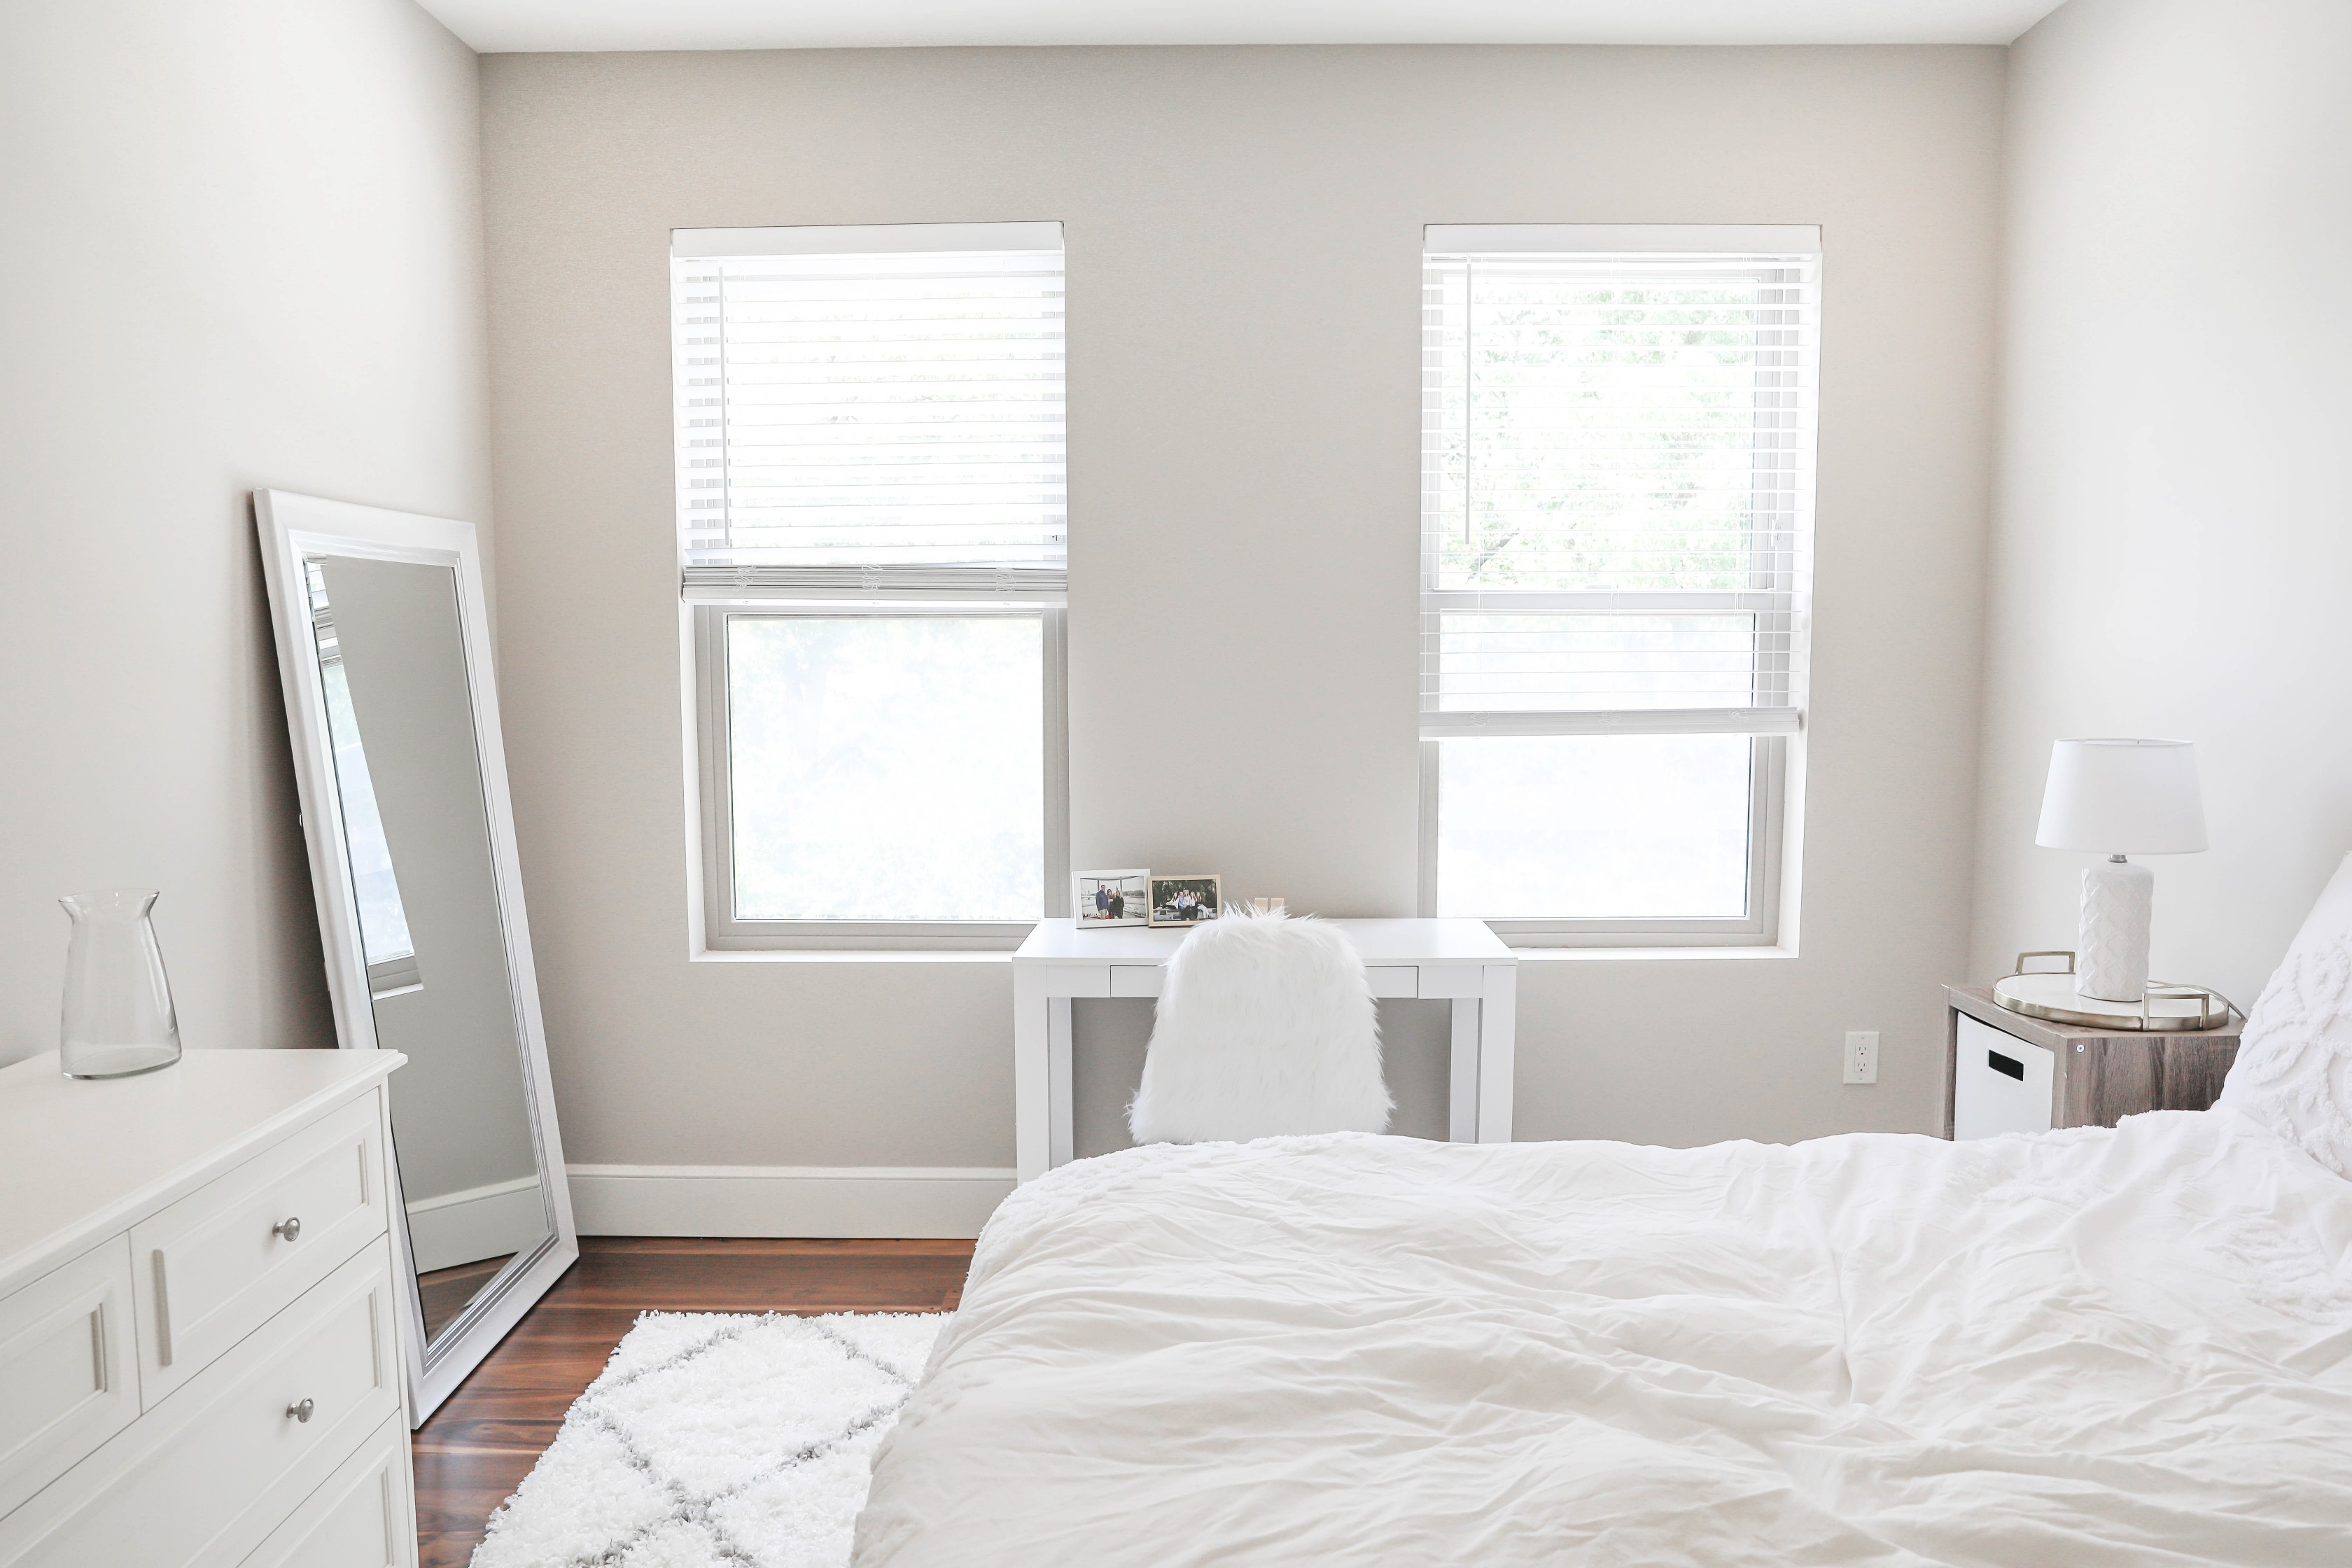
[
  {"left": 272, "top": 1216, "right": 302, "bottom": 1242},
  {"left": 286, "top": 1396, "right": 315, "bottom": 1424},
  {"left": 1987, "top": 1049, "right": 2025, "bottom": 1082}
]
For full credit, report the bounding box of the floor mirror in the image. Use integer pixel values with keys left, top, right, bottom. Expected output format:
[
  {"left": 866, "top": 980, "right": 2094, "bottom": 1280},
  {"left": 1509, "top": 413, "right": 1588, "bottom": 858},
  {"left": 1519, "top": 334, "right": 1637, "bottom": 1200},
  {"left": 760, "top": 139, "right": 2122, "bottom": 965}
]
[{"left": 257, "top": 488, "right": 578, "bottom": 1424}]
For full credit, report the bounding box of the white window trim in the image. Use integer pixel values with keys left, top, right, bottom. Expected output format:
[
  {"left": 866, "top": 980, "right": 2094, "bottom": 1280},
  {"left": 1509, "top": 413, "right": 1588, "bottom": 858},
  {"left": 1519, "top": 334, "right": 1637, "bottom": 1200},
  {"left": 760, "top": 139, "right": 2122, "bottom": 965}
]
[
  {"left": 689, "top": 601, "right": 1069, "bottom": 953},
  {"left": 1424, "top": 223, "right": 1823, "bottom": 257},
  {"left": 673, "top": 221, "right": 1064, "bottom": 259},
  {"left": 1415, "top": 223, "right": 1819, "bottom": 949},
  {"left": 674, "top": 221, "right": 1070, "bottom": 953},
  {"left": 1419, "top": 735, "right": 1787, "bottom": 947},
  {"left": 365, "top": 952, "right": 424, "bottom": 1000}
]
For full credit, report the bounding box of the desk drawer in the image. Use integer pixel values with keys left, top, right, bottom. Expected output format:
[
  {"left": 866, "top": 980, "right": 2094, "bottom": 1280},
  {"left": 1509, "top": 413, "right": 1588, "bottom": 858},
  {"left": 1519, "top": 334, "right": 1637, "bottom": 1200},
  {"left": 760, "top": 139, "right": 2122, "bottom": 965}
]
[
  {"left": 1039, "top": 965, "right": 1111, "bottom": 998},
  {"left": 0, "top": 1238, "right": 138, "bottom": 1517},
  {"left": 1108, "top": 965, "right": 1163, "bottom": 998},
  {"left": 0, "top": 1239, "right": 402, "bottom": 1568},
  {"left": 132, "top": 1094, "right": 386, "bottom": 1408},
  {"left": 239, "top": 1412, "right": 414, "bottom": 1568},
  {"left": 1415, "top": 965, "right": 1485, "bottom": 1000}
]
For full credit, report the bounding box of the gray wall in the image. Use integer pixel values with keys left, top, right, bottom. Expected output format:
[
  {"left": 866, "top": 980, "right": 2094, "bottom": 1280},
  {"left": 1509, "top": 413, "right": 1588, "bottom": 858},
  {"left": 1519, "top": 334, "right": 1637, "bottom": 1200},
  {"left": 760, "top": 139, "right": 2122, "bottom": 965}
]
[
  {"left": 0, "top": 0, "right": 491, "bottom": 1065},
  {"left": 481, "top": 44, "right": 2004, "bottom": 1169},
  {"left": 1968, "top": 0, "right": 2352, "bottom": 1007}
]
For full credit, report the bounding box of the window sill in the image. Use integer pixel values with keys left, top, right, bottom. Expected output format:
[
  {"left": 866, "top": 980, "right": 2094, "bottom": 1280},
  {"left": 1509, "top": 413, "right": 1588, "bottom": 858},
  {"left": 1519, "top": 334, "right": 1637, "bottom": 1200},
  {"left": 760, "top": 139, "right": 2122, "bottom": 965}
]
[
  {"left": 689, "top": 942, "right": 1795, "bottom": 964},
  {"left": 692, "top": 948, "right": 1015, "bottom": 964},
  {"left": 1510, "top": 944, "right": 1798, "bottom": 962}
]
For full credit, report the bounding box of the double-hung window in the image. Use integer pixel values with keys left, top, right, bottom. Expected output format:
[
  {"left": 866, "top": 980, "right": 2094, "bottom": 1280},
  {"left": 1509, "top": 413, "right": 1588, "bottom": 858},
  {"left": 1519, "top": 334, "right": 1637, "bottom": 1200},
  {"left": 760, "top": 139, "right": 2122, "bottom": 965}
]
[
  {"left": 674, "top": 223, "right": 1068, "bottom": 950},
  {"left": 1418, "top": 225, "right": 1821, "bottom": 946}
]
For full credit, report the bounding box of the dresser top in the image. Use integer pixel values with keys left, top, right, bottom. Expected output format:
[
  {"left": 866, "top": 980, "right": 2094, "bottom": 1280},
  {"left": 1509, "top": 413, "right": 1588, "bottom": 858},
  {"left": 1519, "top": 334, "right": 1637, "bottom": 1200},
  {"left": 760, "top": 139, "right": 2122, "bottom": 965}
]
[{"left": 0, "top": 1048, "right": 402, "bottom": 1297}]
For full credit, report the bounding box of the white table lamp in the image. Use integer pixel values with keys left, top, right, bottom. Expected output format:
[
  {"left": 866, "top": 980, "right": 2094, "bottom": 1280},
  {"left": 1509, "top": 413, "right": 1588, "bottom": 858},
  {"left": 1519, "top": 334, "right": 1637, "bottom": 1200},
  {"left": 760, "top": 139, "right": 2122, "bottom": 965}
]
[{"left": 2034, "top": 738, "right": 2206, "bottom": 1002}]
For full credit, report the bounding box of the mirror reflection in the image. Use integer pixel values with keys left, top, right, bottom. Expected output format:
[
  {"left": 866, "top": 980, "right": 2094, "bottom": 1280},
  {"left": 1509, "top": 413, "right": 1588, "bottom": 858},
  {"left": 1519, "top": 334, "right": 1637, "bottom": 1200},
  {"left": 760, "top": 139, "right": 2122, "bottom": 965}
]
[{"left": 306, "top": 554, "right": 550, "bottom": 1343}]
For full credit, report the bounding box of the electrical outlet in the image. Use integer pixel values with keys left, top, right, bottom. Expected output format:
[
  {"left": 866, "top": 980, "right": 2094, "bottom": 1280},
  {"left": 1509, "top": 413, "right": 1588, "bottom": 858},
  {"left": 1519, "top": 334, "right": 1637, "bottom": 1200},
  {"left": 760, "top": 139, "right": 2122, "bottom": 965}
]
[{"left": 1843, "top": 1030, "right": 1879, "bottom": 1085}]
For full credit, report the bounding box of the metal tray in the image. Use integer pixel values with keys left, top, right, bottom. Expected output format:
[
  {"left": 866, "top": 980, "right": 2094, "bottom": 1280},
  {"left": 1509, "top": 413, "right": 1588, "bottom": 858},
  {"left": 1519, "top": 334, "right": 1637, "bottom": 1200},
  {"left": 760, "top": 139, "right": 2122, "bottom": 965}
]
[{"left": 1991, "top": 956, "right": 2233, "bottom": 1031}]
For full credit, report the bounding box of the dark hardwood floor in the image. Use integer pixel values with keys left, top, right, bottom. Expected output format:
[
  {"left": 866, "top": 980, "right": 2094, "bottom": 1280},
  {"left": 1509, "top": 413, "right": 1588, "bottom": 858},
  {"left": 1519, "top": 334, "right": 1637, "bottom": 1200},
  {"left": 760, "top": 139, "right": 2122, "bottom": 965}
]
[
  {"left": 411, "top": 1236, "right": 974, "bottom": 1568},
  {"left": 418, "top": 1255, "right": 515, "bottom": 1343}
]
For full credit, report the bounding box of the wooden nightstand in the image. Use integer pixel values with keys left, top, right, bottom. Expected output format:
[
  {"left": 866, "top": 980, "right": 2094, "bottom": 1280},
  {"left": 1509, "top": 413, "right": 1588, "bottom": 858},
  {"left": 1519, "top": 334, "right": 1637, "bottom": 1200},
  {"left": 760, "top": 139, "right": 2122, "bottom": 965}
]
[{"left": 1943, "top": 983, "right": 2241, "bottom": 1139}]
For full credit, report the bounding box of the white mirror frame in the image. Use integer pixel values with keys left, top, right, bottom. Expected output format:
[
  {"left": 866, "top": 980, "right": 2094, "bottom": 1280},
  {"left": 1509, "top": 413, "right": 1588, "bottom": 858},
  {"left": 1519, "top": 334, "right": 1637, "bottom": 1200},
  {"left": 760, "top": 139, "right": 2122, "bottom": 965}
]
[{"left": 255, "top": 488, "right": 578, "bottom": 1424}]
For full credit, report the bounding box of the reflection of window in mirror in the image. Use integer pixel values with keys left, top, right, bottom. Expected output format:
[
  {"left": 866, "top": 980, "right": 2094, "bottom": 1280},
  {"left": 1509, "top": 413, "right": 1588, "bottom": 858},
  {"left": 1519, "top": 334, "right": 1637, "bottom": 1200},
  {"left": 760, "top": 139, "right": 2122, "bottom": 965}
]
[{"left": 306, "top": 561, "right": 424, "bottom": 999}]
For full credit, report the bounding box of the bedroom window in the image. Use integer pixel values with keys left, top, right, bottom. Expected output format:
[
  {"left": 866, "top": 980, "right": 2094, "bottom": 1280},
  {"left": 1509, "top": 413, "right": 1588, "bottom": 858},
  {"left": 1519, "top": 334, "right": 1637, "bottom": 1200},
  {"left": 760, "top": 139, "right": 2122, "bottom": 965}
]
[
  {"left": 1418, "top": 225, "right": 1820, "bottom": 946},
  {"left": 673, "top": 223, "right": 1068, "bottom": 951}
]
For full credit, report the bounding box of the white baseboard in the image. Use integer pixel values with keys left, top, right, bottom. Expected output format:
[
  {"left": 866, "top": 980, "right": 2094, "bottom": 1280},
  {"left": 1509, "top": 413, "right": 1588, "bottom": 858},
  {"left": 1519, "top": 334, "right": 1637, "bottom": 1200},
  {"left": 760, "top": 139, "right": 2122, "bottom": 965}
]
[
  {"left": 405, "top": 1174, "right": 547, "bottom": 1273},
  {"left": 566, "top": 1164, "right": 1016, "bottom": 1240}
]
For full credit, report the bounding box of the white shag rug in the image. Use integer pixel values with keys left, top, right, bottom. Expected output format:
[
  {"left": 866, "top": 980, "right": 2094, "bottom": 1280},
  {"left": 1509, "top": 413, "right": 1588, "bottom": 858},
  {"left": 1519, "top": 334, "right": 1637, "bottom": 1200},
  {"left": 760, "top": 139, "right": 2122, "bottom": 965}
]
[{"left": 470, "top": 1310, "right": 948, "bottom": 1568}]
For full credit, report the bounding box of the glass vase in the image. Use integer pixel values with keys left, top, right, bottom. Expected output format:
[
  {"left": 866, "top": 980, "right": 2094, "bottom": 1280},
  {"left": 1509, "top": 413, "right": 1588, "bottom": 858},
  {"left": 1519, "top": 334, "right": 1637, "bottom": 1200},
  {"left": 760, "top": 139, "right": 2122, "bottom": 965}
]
[{"left": 59, "top": 889, "right": 182, "bottom": 1079}]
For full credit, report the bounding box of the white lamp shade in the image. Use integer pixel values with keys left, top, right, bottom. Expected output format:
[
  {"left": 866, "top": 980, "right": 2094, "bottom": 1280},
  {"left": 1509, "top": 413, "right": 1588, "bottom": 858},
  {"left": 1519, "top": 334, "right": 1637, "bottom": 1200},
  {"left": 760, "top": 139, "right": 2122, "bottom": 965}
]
[{"left": 2034, "top": 738, "right": 2208, "bottom": 855}]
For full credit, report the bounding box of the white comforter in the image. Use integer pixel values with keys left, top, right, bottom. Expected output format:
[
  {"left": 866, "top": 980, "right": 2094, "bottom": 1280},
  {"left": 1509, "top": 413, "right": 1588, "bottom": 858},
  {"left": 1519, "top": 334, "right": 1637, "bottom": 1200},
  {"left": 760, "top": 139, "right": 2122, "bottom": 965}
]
[{"left": 854, "top": 1112, "right": 2352, "bottom": 1566}]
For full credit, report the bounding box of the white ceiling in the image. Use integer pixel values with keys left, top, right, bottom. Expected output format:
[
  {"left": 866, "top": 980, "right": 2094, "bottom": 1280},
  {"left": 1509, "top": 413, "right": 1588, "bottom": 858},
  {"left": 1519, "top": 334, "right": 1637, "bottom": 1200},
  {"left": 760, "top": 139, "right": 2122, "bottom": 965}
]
[{"left": 419, "top": 0, "right": 2071, "bottom": 54}]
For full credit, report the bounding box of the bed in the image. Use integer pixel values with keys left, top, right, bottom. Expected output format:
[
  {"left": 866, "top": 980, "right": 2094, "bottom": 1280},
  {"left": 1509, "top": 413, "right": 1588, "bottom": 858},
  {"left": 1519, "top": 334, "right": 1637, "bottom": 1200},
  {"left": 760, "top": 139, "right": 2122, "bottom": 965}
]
[
  {"left": 855, "top": 1114, "right": 2351, "bottom": 1565},
  {"left": 854, "top": 863, "right": 2352, "bottom": 1566}
]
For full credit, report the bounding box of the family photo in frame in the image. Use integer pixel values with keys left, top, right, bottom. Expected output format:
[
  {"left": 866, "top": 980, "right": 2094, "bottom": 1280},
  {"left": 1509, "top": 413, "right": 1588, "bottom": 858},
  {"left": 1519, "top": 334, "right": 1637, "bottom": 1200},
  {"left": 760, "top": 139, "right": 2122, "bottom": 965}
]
[
  {"left": 1074, "top": 869, "right": 1149, "bottom": 927},
  {"left": 1074, "top": 869, "right": 1227, "bottom": 928},
  {"left": 1147, "top": 874, "right": 1222, "bottom": 927}
]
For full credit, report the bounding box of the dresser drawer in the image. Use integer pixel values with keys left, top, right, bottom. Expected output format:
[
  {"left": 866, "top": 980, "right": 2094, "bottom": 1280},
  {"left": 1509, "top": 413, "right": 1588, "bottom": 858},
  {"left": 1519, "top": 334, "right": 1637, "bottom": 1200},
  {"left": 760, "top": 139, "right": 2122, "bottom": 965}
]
[
  {"left": 0, "top": 1239, "right": 405, "bottom": 1568},
  {"left": 239, "top": 1412, "right": 414, "bottom": 1568},
  {"left": 0, "top": 1237, "right": 138, "bottom": 1517},
  {"left": 132, "top": 1093, "right": 387, "bottom": 1406}
]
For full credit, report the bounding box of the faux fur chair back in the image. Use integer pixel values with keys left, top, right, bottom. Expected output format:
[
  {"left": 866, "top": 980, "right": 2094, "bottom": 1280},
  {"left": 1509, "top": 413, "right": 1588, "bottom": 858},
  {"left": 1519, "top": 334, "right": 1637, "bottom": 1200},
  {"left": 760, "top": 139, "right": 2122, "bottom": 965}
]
[{"left": 1128, "top": 909, "right": 1391, "bottom": 1145}]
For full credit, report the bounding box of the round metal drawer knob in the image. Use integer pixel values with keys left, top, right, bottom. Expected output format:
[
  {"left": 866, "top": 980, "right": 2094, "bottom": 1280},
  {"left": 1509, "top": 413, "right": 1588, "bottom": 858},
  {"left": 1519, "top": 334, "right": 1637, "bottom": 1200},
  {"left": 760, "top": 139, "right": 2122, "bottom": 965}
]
[
  {"left": 273, "top": 1217, "right": 302, "bottom": 1242},
  {"left": 286, "top": 1398, "right": 315, "bottom": 1424}
]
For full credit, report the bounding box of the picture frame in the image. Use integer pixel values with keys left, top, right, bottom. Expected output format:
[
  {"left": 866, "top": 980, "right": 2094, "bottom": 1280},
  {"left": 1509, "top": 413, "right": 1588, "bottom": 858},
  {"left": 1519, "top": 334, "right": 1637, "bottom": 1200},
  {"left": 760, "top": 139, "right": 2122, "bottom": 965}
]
[
  {"left": 1146, "top": 874, "right": 1222, "bottom": 928},
  {"left": 1074, "top": 869, "right": 1150, "bottom": 928}
]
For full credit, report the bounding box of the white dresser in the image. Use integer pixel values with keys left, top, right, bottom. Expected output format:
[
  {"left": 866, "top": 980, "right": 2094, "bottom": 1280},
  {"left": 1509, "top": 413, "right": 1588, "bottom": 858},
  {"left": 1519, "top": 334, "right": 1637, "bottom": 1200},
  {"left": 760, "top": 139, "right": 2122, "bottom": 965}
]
[{"left": 0, "top": 1048, "right": 413, "bottom": 1568}]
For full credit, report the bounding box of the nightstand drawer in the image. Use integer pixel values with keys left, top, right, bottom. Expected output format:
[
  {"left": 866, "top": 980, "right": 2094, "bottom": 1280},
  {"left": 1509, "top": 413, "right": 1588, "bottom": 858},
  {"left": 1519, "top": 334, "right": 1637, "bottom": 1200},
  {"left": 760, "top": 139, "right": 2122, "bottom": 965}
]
[
  {"left": 130, "top": 1094, "right": 386, "bottom": 1407},
  {"left": 1954, "top": 1014, "right": 2053, "bottom": 1139}
]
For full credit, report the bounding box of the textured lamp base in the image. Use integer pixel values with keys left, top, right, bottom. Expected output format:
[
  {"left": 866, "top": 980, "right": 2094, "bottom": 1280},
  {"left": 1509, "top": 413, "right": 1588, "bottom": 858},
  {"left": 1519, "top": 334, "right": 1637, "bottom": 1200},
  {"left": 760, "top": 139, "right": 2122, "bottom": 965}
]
[{"left": 2076, "top": 858, "right": 2153, "bottom": 1002}]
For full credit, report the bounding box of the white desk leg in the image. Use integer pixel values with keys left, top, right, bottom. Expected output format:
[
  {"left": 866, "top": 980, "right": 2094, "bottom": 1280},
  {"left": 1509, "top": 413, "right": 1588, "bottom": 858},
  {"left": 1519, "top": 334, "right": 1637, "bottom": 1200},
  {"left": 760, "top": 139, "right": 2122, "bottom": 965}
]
[
  {"left": 1048, "top": 997, "right": 1074, "bottom": 1170},
  {"left": 1013, "top": 967, "right": 1050, "bottom": 1184},
  {"left": 1477, "top": 964, "right": 1516, "bottom": 1143},
  {"left": 1448, "top": 999, "right": 1480, "bottom": 1144}
]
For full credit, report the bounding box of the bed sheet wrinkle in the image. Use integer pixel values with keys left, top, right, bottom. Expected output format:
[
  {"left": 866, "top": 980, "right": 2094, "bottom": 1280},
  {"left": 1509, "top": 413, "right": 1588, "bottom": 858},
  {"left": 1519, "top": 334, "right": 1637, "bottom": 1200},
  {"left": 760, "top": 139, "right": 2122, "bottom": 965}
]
[{"left": 858, "top": 1117, "right": 2352, "bottom": 1567}]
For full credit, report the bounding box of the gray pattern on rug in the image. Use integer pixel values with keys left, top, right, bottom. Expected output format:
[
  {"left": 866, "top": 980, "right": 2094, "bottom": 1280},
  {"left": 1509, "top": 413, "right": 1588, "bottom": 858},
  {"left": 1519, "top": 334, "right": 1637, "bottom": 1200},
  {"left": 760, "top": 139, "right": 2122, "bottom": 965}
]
[{"left": 470, "top": 1310, "right": 949, "bottom": 1568}]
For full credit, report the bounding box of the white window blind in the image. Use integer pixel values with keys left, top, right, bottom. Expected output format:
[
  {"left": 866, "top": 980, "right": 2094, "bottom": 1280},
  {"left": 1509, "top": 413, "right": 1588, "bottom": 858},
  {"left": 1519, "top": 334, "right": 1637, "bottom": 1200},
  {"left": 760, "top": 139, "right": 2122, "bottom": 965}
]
[
  {"left": 1420, "top": 225, "right": 1820, "bottom": 738},
  {"left": 672, "top": 223, "right": 1065, "bottom": 602}
]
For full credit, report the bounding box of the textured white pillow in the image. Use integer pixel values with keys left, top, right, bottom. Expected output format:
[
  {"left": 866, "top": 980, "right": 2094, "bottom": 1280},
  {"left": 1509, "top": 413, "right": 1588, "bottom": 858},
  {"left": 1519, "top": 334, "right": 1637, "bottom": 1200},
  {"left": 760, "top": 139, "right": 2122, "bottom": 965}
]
[
  {"left": 1128, "top": 910, "right": 1392, "bottom": 1145},
  {"left": 2215, "top": 851, "right": 2352, "bottom": 1178}
]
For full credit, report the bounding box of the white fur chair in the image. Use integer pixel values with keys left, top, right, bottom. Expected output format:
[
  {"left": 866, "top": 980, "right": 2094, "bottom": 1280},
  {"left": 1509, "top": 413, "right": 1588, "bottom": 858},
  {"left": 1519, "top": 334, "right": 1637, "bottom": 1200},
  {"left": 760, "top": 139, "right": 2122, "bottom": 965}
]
[{"left": 1128, "top": 909, "right": 1392, "bottom": 1145}]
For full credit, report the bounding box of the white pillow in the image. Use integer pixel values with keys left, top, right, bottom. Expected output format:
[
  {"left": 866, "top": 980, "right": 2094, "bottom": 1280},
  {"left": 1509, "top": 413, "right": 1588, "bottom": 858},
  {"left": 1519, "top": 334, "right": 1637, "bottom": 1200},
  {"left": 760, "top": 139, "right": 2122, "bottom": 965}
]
[
  {"left": 1128, "top": 910, "right": 1392, "bottom": 1145},
  {"left": 2215, "top": 850, "right": 2352, "bottom": 1178}
]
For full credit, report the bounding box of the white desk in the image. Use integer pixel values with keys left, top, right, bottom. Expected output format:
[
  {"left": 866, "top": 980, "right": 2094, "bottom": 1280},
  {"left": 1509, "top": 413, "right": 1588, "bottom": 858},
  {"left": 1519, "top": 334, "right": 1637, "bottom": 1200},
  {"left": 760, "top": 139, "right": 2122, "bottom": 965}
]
[{"left": 1011, "top": 918, "right": 1518, "bottom": 1182}]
